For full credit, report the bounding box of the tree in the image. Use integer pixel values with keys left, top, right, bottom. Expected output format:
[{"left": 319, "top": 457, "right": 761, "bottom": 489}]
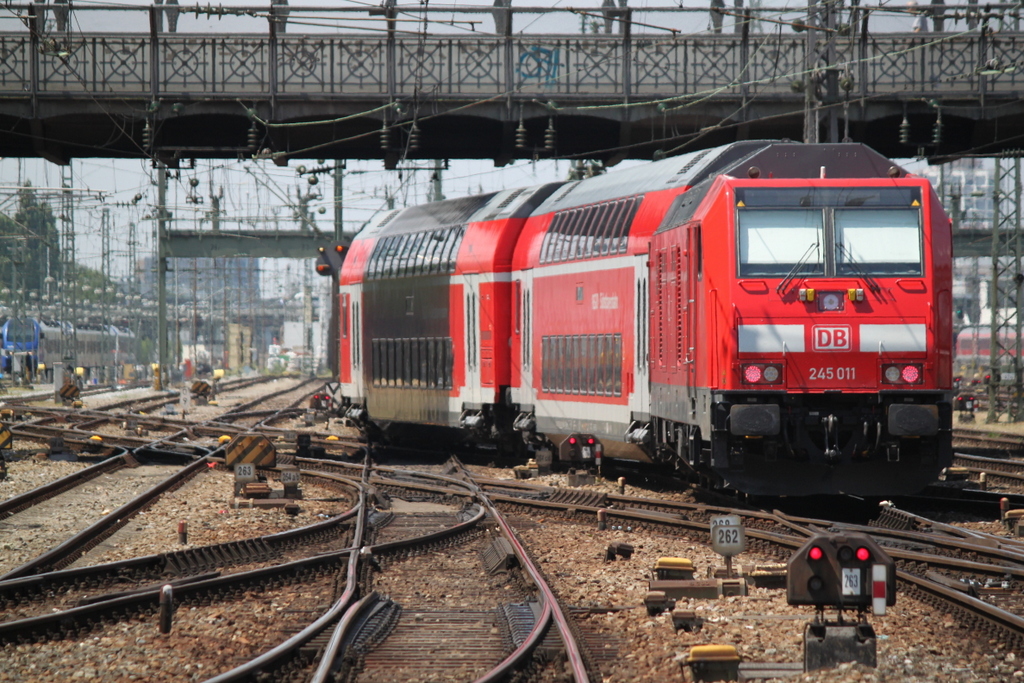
[{"left": 0, "top": 184, "right": 60, "bottom": 299}]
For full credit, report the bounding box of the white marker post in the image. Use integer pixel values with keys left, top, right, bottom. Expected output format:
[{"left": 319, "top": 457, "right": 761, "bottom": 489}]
[
  {"left": 872, "top": 564, "right": 887, "bottom": 615},
  {"left": 710, "top": 515, "right": 746, "bottom": 578}
]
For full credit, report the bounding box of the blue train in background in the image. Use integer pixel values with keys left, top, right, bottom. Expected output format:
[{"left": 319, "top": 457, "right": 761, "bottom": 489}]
[{"left": 0, "top": 317, "right": 137, "bottom": 382}]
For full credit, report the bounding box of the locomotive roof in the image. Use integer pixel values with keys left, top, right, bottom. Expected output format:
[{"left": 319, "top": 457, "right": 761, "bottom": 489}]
[
  {"left": 717, "top": 142, "right": 907, "bottom": 179},
  {"left": 654, "top": 142, "right": 911, "bottom": 234},
  {"left": 533, "top": 141, "right": 775, "bottom": 214},
  {"left": 360, "top": 183, "right": 561, "bottom": 238}
]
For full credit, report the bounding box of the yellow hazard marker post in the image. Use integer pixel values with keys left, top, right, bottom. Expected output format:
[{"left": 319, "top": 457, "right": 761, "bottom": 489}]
[
  {"left": 0, "top": 423, "right": 12, "bottom": 451},
  {"left": 224, "top": 433, "right": 277, "bottom": 468}
]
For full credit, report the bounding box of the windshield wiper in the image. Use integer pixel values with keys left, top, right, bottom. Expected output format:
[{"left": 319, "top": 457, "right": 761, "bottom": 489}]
[
  {"left": 775, "top": 242, "right": 820, "bottom": 296},
  {"left": 835, "top": 242, "right": 881, "bottom": 295}
]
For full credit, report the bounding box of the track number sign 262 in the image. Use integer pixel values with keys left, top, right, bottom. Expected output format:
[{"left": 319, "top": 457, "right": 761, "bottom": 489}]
[{"left": 710, "top": 515, "right": 746, "bottom": 557}]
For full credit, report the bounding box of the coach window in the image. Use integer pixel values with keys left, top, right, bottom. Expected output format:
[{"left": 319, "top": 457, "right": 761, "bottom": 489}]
[
  {"left": 444, "top": 339, "right": 454, "bottom": 389},
  {"left": 613, "top": 334, "right": 623, "bottom": 396},
  {"left": 555, "top": 210, "right": 577, "bottom": 262},
  {"left": 403, "top": 232, "right": 423, "bottom": 276},
  {"left": 570, "top": 209, "right": 593, "bottom": 260},
  {"left": 737, "top": 209, "right": 824, "bottom": 277},
  {"left": 424, "top": 230, "right": 445, "bottom": 274},
  {"left": 597, "top": 201, "right": 623, "bottom": 256},
  {"left": 371, "top": 340, "right": 380, "bottom": 386},
  {"left": 379, "top": 237, "right": 397, "bottom": 277},
  {"left": 834, "top": 209, "right": 922, "bottom": 276},
  {"left": 449, "top": 227, "right": 464, "bottom": 272}
]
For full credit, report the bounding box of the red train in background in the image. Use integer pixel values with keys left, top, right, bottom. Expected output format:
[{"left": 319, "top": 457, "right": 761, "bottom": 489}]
[{"left": 331, "top": 141, "right": 953, "bottom": 497}]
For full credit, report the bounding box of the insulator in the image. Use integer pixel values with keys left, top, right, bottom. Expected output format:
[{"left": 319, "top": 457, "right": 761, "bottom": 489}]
[
  {"left": 142, "top": 120, "right": 151, "bottom": 148},
  {"left": 544, "top": 118, "right": 556, "bottom": 151},
  {"left": 932, "top": 111, "right": 943, "bottom": 146},
  {"left": 898, "top": 115, "right": 910, "bottom": 145},
  {"left": 408, "top": 123, "right": 420, "bottom": 151},
  {"left": 189, "top": 178, "right": 199, "bottom": 188},
  {"left": 515, "top": 120, "right": 527, "bottom": 149},
  {"left": 380, "top": 124, "right": 391, "bottom": 151},
  {"left": 247, "top": 123, "right": 259, "bottom": 149}
]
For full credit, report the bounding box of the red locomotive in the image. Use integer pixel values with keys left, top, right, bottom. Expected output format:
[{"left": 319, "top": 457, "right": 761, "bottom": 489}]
[{"left": 334, "top": 142, "right": 953, "bottom": 496}]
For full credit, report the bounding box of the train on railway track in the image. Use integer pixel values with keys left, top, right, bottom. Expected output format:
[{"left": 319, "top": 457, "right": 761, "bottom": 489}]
[
  {"left": 330, "top": 141, "right": 954, "bottom": 497},
  {"left": 0, "top": 317, "right": 137, "bottom": 382}
]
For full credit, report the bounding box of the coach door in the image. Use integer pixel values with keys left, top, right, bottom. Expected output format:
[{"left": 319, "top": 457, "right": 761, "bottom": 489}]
[{"left": 463, "top": 274, "right": 483, "bottom": 405}]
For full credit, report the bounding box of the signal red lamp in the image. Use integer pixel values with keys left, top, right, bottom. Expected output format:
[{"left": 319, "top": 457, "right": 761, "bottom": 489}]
[
  {"left": 587, "top": 437, "right": 595, "bottom": 445},
  {"left": 568, "top": 437, "right": 577, "bottom": 445},
  {"left": 856, "top": 547, "right": 871, "bottom": 561},
  {"left": 808, "top": 546, "right": 824, "bottom": 561}
]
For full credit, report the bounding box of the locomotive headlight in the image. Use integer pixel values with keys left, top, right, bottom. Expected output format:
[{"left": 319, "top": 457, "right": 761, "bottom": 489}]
[
  {"left": 884, "top": 366, "right": 901, "bottom": 383},
  {"left": 763, "top": 365, "right": 780, "bottom": 383}
]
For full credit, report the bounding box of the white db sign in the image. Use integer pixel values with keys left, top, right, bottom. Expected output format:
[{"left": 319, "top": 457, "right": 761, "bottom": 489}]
[{"left": 710, "top": 515, "right": 746, "bottom": 557}]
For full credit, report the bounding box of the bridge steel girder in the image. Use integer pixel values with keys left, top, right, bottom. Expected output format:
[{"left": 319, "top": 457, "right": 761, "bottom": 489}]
[
  {"left": 164, "top": 231, "right": 333, "bottom": 259},
  {"left": 1, "top": 23, "right": 1023, "bottom": 162}
]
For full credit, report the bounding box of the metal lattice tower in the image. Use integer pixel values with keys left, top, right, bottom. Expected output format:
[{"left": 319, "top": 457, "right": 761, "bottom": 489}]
[
  {"left": 59, "top": 165, "right": 76, "bottom": 380},
  {"left": 987, "top": 156, "right": 1024, "bottom": 423}
]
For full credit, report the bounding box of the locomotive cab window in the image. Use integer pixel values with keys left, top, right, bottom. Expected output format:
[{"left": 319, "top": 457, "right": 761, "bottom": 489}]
[{"left": 736, "top": 187, "right": 923, "bottom": 278}]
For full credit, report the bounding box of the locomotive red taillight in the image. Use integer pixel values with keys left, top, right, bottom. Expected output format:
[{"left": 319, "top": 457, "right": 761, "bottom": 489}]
[
  {"left": 883, "top": 363, "right": 923, "bottom": 385},
  {"left": 856, "top": 546, "right": 872, "bottom": 562},
  {"left": 741, "top": 363, "right": 783, "bottom": 385},
  {"left": 744, "top": 365, "right": 762, "bottom": 383}
]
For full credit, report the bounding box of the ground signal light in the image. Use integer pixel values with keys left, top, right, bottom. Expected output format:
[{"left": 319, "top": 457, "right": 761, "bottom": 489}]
[{"left": 787, "top": 532, "right": 895, "bottom": 615}]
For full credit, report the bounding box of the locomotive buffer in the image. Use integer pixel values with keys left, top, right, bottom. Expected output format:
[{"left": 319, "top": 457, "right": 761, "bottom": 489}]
[{"left": 786, "top": 532, "right": 896, "bottom": 673}]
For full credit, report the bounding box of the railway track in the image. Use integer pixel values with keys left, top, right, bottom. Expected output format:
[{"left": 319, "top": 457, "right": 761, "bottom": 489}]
[{"left": 12, "top": 402, "right": 1024, "bottom": 680}]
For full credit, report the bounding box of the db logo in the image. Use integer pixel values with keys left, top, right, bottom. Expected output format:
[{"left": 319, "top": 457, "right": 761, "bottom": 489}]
[{"left": 812, "top": 325, "right": 852, "bottom": 351}]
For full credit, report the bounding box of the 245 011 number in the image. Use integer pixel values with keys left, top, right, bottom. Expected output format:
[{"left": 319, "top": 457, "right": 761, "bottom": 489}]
[{"left": 808, "top": 367, "right": 856, "bottom": 381}]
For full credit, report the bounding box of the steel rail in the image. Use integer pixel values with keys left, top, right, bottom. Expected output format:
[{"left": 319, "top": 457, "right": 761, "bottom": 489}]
[
  {"left": 201, "top": 455, "right": 371, "bottom": 683},
  {"left": 0, "top": 452, "right": 127, "bottom": 520},
  {"left": 0, "top": 451, "right": 207, "bottom": 581},
  {"left": 0, "top": 495, "right": 361, "bottom": 608}
]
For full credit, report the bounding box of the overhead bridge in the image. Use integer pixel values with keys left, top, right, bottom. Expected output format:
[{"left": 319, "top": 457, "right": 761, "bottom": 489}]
[{"left": 0, "top": 3, "right": 1022, "bottom": 165}]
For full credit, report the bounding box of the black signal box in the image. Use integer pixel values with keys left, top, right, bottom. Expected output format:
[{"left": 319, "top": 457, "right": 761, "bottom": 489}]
[{"left": 787, "top": 533, "right": 896, "bottom": 613}]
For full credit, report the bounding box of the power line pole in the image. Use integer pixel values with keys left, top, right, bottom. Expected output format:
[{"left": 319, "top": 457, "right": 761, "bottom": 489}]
[
  {"left": 157, "top": 163, "right": 168, "bottom": 390},
  {"left": 803, "top": 0, "right": 818, "bottom": 144}
]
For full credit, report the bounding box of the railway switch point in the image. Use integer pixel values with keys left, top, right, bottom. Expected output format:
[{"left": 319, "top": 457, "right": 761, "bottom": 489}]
[
  {"left": 804, "top": 621, "right": 877, "bottom": 672},
  {"left": 295, "top": 433, "right": 311, "bottom": 459},
  {"left": 940, "top": 467, "right": 970, "bottom": 481},
  {"left": 654, "top": 557, "right": 696, "bottom": 581},
  {"left": 644, "top": 590, "right": 674, "bottom": 616},
  {"left": 671, "top": 608, "right": 704, "bottom": 632},
  {"left": 566, "top": 469, "right": 595, "bottom": 486},
  {"left": 1003, "top": 509, "right": 1024, "bottom": 532},
  {"left": 682, "top": 644, "right": 741, "bottom": 682}
]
